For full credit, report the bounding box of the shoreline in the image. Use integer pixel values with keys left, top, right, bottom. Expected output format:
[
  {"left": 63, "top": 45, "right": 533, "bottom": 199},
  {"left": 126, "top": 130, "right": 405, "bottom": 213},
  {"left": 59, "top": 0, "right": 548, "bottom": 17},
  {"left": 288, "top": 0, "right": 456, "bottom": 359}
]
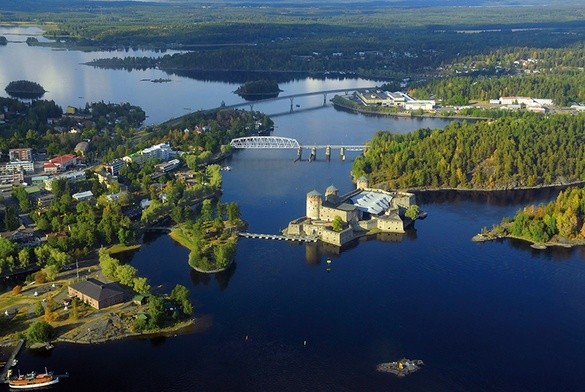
[
  {"left": 331, "top": 101, "right": 489, "bottom": 121},
  {"left": 472, "top": 233, "right": 585, "bottom": 249},
  {"left": 400, "top": 180, "right": 585, "bottom": 194},
  {"left": 54, "top": 318, "right": 196, "bottom": 345}
]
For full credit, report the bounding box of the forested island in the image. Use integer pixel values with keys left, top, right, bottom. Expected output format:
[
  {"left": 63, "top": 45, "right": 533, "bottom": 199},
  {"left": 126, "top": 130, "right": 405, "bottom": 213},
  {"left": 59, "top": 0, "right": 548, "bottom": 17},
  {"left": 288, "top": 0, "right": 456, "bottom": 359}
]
[
  {"left": 235, "top": 80, "right": 280, "bottom": 100},
  {"left": 169, "top": 200, "right": 245, "bottom": 273},
  {"left": 5, "top": 80, "right": 46, "bottom": 99},
  {"left": 352, "top": 113, "right": 585, "bottom": 191},
  {"left": 476, "top": 187, "right": 585, "bottom": 247}
]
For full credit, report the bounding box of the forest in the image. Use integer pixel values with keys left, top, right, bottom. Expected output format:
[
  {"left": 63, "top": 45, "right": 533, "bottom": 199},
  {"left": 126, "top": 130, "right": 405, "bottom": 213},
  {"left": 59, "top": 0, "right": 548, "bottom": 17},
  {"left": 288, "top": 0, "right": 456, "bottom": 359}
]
[
  {"left": 408, "top": 44, "right": 585, "bottom": 105},
  {"left": 486, "top": 186, "right": 585, "bottom": 244},
  {"left": 352, "top": 113, "right": 585, "bottom": 190},
  {"left": 4, "top": 1, "right": 585, "bottom": 80}
]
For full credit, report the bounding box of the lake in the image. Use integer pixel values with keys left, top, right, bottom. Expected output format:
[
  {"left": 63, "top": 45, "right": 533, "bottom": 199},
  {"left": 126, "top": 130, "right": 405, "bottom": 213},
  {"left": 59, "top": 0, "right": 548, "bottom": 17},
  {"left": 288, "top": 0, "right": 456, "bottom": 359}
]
[{"left": 3, "top": 27, "right": 585, "bottom": 391}]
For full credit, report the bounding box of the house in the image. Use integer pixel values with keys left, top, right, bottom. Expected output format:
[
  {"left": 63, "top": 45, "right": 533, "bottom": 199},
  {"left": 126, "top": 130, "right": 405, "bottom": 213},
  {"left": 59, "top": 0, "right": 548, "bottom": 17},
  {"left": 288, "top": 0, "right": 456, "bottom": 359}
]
[
  {"left": 68, "top": 278, "right": 124, "bottom": 309},
  {"left": 48, "top": 154, "right": 78, "bottom": 171}
]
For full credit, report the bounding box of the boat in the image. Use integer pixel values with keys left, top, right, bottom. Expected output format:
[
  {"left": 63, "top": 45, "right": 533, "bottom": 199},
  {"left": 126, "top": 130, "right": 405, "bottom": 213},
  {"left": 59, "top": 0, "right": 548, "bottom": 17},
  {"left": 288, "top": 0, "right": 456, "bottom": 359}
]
[{"left": 7, "top": 368, "right": 59, "bottom": 389}]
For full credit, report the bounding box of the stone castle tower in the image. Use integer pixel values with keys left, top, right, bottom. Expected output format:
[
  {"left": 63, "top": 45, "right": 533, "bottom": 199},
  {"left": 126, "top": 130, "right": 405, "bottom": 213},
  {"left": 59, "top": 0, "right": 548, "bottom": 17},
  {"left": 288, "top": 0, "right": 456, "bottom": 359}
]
[
  {"left": 356, "top": 175, "right": 369, "bottom": 190},
  {"left": 325, "top": 185, "right": 338, "bottom": 201},
  {"left": 306, "top": 190, "right": 322, "bottom": 220}
]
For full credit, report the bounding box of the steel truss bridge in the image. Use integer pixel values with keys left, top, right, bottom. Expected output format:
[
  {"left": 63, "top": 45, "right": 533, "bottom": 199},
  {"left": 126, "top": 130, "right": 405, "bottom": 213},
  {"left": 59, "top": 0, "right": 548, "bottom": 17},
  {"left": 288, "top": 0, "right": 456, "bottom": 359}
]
[{"left": 229, "top": 136, "right": 366, "bottom": 151}]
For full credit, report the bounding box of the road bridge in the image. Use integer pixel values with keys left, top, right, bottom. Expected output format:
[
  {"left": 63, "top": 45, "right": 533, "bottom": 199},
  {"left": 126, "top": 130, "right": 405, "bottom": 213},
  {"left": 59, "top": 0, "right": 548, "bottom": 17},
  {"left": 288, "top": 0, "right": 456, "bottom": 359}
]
[{"left": 162, "top": 86, "right": 376, "bottom": 127}]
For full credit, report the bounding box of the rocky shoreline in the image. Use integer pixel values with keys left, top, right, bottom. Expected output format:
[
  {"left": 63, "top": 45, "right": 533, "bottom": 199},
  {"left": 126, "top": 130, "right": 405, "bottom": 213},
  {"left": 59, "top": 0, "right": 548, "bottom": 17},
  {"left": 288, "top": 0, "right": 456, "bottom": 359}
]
[{"left": 472, "top": 233, "right": 585, "bottom": 249}]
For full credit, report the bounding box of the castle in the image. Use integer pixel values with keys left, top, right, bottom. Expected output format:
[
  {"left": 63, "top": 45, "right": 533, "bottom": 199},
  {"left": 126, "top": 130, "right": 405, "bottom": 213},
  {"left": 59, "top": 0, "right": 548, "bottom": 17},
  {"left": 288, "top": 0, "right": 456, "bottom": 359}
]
[{"left": 284, "top": 176, "right": 417, "bottom": 246}]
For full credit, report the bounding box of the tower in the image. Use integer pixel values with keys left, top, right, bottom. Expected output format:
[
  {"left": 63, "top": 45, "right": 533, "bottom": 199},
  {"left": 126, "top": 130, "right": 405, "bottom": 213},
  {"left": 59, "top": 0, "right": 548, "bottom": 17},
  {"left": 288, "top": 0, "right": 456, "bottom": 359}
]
[
  {"left": 306, "top": 190, "right": 322, "bottom": 220},
  {"left": 356, "top": 175, "right": 369, "bottom": 190},
  {"left": 325, "top": 185, "right": 338, "bottom": 201}
]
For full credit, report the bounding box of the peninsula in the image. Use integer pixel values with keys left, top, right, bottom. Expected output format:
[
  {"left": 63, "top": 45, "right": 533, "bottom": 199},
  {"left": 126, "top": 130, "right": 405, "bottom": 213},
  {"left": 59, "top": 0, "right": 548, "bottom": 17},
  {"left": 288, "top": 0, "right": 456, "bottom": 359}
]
[{"left": 473, "top": 186, "right": 585, "bottom": 249}]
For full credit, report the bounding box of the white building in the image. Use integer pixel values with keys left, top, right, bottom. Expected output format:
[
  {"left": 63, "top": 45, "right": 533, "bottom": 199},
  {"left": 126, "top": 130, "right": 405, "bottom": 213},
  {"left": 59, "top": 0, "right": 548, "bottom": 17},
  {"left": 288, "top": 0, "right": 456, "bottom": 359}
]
[
  {"left": 0, "top": 161, "right": 34, "bottom": 173},
  {"left": 72, "top": 190, "right": 94, "bottom": 201}
]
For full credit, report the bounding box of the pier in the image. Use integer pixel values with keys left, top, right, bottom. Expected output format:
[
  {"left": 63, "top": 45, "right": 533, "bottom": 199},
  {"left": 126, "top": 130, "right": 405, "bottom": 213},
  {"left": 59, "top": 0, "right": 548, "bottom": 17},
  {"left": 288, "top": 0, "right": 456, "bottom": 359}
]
[
  {"left": 238, "top": 232, "right": 318, "bottom": 243},
  {"left": 0, "top": 339, "right": 23, "bottom": 383}
]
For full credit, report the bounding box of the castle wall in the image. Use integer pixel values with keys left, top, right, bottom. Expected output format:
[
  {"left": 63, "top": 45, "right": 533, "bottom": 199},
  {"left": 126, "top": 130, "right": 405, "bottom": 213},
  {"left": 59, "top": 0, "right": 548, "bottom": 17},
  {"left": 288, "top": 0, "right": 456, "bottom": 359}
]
[
  {"left": 320, "top": 227, "right": 355, "bottom": 246},
  {"left": 375, "top": 215, "right": 405, "bottom": 233},
  {"left": 319, "top": 205, "right": 359, "bottom": 223}
]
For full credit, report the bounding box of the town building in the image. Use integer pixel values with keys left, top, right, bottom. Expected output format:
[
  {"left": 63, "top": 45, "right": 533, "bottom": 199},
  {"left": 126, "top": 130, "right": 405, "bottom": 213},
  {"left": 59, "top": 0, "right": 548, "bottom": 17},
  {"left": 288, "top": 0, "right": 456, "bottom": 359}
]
[
  {"left": 68, "top": 278, "right": 124, "bottom": 309},
  {"left": 48, "top": 154, "right": 78, "bottom": 172},
  {"left": 0, "top": 161, "right": 34, "bottom": 173},
  {"left": 43, "top": 170, "right": 86, "bottom": 191},
  {"left": 72, "top": 190, "right": 94, "bottom": 202},
  {"left": 155, "top": 159, "right": 180, "bottom": 173},
  {"left": 356, "top": 90, "right": 435, "bottom": 111},
  {"left": 9, "top": 148, "right": 33, "bottom": 162},
  {"left": 104, "top": 158, "right": 126, "bottom": 176},
  {"left": 0, "top": 168, "right": 24, "bottom": 185}
]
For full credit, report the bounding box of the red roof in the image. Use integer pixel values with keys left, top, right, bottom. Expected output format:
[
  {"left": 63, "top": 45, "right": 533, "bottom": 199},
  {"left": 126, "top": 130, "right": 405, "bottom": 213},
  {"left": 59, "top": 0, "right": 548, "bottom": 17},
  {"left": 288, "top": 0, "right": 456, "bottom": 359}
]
[{"left": 49, "top": 154, "right": 77, "bottom": 165}]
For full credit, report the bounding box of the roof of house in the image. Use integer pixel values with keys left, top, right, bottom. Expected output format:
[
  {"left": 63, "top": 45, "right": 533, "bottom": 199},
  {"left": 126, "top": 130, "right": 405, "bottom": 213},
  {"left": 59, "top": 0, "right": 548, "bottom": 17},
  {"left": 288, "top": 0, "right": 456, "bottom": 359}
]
[
  {"left": 69, "top": 278, "right": 123, "bottom": 302},
  {"left": 307, "top": 190, "right": 322, "bottom": 197},
  {"left": 49, "top": 154, "right": 77, "bottom": 165}
]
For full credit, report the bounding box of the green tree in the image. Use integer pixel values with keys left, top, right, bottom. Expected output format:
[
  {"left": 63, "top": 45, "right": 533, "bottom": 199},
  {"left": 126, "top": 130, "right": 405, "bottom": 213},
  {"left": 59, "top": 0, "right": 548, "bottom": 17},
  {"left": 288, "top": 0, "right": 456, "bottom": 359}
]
[
  {"left": 133, "top": 277, "right": 151, "bottom": 295},
  {"left": 331, "top": 216, "right": 344, "bottom": 232},
  {"left": 405, "top": 205, "right": 421, "bottom": 220},
  {"left": 115, "top": 264, "right": 137, "bottom": 286},
  {"left": 170, "top": 284, "right": 193, "bottom": 316},
  {"left": 147, "top": 295, "right": 166, "bottom": 329},
  {"left": 34, "top": 301, "right": 44, "bottom": 317},
  {"left": 24, "top": 320, "right": 54, "bottom": 345}
]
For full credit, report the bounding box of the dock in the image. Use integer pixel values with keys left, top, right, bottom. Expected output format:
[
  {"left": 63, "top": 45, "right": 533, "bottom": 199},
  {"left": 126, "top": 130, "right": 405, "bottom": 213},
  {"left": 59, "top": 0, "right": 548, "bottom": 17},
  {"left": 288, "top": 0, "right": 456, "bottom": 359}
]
[
  {"left": 0, "top": 339, "right": 24, "bottom": 382},
  {"left": 238, "top": 232, "right": 318, "bottom": 243}
]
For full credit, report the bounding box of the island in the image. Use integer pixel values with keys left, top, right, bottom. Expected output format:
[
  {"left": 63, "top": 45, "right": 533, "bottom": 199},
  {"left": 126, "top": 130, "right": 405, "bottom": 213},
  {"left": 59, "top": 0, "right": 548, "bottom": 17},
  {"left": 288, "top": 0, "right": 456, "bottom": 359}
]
[
  {"left": 235, "top": 80, "right": 281, "bottom": 101},
  {"left": 283, "top": 177, "right": 422, "bottom": 247},
  {"left": 5, "top": 80, "right": 46, "bottom": 99},
  {"left": 474, "top": 186, "right": 585, "bottom": 249},
  {"left": 377, "top": 358, "right": 424, "bottom": 377},
  {"left": 169, "top": 200, "right": 246, "bottom": 273}
]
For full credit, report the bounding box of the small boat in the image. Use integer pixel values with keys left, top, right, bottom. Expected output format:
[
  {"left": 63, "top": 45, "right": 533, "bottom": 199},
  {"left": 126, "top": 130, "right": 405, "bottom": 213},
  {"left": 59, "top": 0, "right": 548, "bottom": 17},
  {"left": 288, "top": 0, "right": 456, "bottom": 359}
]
[
  {"left": 8, "top": 368, "right": 59, "bottom": 389},
  {"left": 326, "top": 259, "right": 332, "bottom": 264},
  {"left": 221, "top": 166, "right": 231, "bottom": 171}
]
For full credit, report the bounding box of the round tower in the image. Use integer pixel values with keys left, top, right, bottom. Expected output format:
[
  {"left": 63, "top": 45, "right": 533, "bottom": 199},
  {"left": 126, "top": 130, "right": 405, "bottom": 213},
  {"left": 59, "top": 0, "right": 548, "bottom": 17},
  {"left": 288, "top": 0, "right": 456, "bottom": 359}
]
[
  {"left": 356, "top": 175, "right": 369, "bottom": 190},
  {"left": 325, "top": 185, "right": 338, "bottom": 200},
  {"left": 306, "top": 190, "right": 322, "bottom": 220}
]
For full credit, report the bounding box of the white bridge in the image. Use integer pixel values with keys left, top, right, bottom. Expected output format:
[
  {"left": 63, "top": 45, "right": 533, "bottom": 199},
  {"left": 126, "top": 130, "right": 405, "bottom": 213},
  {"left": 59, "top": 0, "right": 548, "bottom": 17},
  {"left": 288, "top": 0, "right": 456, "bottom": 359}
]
[{"left": 229, "top": 136, "right": 366, "bottom": 151}]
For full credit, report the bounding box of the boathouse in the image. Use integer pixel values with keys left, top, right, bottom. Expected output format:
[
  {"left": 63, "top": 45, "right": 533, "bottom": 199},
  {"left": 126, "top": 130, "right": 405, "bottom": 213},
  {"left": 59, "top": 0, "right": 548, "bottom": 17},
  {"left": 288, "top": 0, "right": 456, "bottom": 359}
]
[{"left": 68, "top": 278, "right": 124, "bottom": 309}]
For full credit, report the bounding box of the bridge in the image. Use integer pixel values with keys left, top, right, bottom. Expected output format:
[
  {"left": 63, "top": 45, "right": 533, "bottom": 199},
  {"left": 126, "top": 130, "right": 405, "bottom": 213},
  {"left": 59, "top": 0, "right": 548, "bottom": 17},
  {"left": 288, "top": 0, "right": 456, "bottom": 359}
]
[
  {"left": 230, "top": 136, "right": 366, "bottom": 151},
  {"left": 224, "top": 87, "right": 375, "bottom": 112},
  {"left": 238, "top": 232, "right": 318, "bottom": 243},
  {"left": 161, "top": 86, "right": 376, "bottom": 127},
  {"left": 229, "top": 136, "right": 366, "bottom": 161}
]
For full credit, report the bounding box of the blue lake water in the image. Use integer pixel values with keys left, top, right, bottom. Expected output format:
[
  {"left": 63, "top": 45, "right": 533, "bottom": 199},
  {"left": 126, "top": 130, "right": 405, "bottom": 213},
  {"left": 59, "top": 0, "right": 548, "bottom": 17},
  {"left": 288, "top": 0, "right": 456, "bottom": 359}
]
[{"left": 3, "top": 26, "right": 585, "bottom": 391}]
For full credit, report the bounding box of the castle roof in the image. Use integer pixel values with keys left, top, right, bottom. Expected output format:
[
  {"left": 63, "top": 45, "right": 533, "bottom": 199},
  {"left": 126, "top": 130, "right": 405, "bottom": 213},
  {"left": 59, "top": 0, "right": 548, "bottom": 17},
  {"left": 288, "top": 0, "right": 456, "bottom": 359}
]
[
  {"left": 351, "top": 191, "right": 392, "bottom": 215},
  {"left": 358, "top": 175, "right": 368, "bottom": 181},
  {"left": 307, "top": 190, "right": 321, "bottom": 197}
]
